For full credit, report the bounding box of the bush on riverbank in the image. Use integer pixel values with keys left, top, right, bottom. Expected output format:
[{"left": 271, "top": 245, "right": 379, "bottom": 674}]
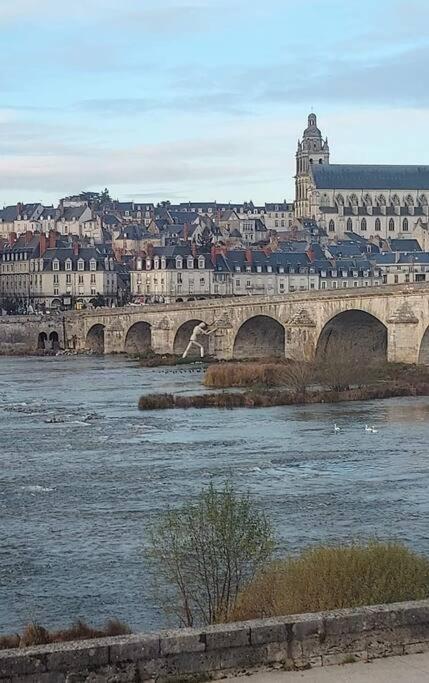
[
  {"left": 0, "top": 619, "right": 130, "bottom": 650},
  {"left": 231, "top": 542, "right": 429, "bottom": 621},
  {"left": 204, "top": 363, "right": 293, "bottom": 388}
]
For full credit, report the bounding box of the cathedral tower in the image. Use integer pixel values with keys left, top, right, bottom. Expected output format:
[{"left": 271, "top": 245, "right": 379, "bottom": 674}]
[{"left": 295, "top": 113, "right": 330, "bottom": 218}]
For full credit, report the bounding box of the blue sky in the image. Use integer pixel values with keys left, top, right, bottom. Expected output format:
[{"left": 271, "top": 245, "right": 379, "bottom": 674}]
[{"left": 1, "top": 0, "right": 428, "bottom": 206}]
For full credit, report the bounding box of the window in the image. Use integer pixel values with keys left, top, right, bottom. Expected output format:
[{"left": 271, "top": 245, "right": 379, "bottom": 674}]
[
  {"left": 65, "top": 259, "right": 72, "bottom": 271},
  {"left": 187, "top": 257, "right": 194, "bottom": 269},
  {"left": 403, "top": 218, "right": 409, "bottom": 232},
  {"left": 91, "top": 274, "right": 96, "bottom": 284},
  {"left": 91, "top": 288, "right": 96, "bottom": 295},
  {"left": 405, "top": 273, "right": 410, "bottom": 283},
  {"left": 78, "top": 275, "right": 84, "bottom": 284},
  {"left": 53, "top": 274, "right": 59, "bottom": 285},
  {"left": 198, "top": 257, "right": 205, "bottom": 269},
  {"left": 329, "top": 220, "right": 335, "bottom": 233},
  {"left": 321, "top": 281, "right": 326, "bottom": 289},
  {"left": 361, "top": 218, "right": 367, "bottom": 231},
  {"left": 53, "top": 259, "right": 59, "bottom": 271},
  {"left": 176, "top": 257, "right": 183, "bottom": 269},
  {"left": 54, "top": 288, "right": 59, "bottom": 295},
  {"left": 389, "top": 219, "right": 395, "bottom": 232},
  {"left": 394, "top": 274, "right": 399, "bottom": 284},
  {"left": 347, "top": 218, "right": 353, "bottom": 231},
  {"left": 89, "top": 259, "right": 96, "bottom": 271},
  {"left": 77, "top": 259, "right": 84, "bottom": 271},
  {"left": 66, "top": 274, "right": 71, "bottom": 284},
  {"left": 375, "top": 218, "right": 381, "bottom": 231}
]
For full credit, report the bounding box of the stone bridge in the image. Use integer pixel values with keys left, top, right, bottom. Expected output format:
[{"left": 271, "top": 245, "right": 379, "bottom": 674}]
[{"left": 59, "top": 283, "right": 429, "bottom": 364}]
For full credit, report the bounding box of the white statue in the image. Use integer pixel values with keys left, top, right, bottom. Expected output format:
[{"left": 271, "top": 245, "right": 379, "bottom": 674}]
[{"left": 182, "top": 322, "right": 216, "bottom": 359}]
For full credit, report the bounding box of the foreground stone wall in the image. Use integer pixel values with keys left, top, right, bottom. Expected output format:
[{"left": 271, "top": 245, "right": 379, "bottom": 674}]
[{"left": 2, "top": 600, "right": 429, "bottom": 682}]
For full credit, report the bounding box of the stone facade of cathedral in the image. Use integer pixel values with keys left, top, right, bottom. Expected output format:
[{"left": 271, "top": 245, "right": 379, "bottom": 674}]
[{"left": 295, "top": 114, "right": 429, "bottom": 239}]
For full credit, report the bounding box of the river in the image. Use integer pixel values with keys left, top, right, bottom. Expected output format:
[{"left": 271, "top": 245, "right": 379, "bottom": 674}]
[{"left": 0, "top": 356, "right": 428, "bottom": 633}]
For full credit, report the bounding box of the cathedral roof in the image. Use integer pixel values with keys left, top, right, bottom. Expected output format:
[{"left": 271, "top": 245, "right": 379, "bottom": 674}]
[{"left": 312, "top": 164, "right": 429, "bottom": 190}]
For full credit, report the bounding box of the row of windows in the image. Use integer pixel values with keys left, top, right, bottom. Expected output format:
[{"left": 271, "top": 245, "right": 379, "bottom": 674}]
[{"left": 329, "top": 218, "right": 410, "bottom": 233}]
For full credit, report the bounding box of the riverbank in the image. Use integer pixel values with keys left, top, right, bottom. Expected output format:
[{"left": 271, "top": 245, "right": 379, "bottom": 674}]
[{"left": 138, "top": 381, "right": 429, "bottom": 410}]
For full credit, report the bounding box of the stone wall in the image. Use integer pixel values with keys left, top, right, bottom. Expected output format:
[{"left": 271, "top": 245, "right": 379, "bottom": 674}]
[
  {"left": 0, "top": 316, "right": 64, "bottom": 355},
  {"left": 2, "top": 600, "right": 429, "bottom": 681}
]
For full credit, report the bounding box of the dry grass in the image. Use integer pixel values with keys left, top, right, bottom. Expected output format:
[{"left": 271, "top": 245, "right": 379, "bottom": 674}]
[
  {"left": 204, "top": 363, "right": 292, "bottom": 388},
  {"left": 138, "top": 382, "right": 429, "bottom": 411},
  {"left": 0, "top": 619, "right": 131, "bottom": 651},
  {"left": 232, "top": 542, "right": 429, "bottom": 621}
]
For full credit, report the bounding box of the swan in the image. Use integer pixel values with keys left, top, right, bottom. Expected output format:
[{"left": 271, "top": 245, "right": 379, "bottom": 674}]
[
  {"left": 365, "top": 425, "right": 372, "bottom": 432},
  {"left": 371, "top": 426, "right": 378, "bottom": 433},
  {"left": 334, "top": 423, "right": 340, "bottom": 432}
]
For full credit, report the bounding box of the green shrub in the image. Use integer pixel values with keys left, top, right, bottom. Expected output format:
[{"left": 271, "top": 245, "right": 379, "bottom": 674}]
[{"left": 232, "top": 542, "right": 429, "bottom": 621}]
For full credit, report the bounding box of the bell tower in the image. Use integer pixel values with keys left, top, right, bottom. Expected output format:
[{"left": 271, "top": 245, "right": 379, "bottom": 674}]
[{"left": 295, "top": 113, "right": 330, "bottom": 218}]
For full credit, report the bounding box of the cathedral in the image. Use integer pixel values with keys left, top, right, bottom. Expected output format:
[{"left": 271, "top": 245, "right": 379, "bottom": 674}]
[{"left": 295, "top": 114, "right": 429, "bottom": 239}]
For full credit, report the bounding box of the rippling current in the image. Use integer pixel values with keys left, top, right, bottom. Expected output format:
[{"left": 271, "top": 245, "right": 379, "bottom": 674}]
[{"left": 0, "top": 356, "right": 429, "bottom": 633}]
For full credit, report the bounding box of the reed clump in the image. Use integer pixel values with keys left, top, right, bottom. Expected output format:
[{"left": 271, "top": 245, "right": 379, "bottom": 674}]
[
  {"left": 0, "top": 619, "right": 131, "bottom": 651},
  {"left": 231, "top": 543, "right": 429, "bottom": 622}
]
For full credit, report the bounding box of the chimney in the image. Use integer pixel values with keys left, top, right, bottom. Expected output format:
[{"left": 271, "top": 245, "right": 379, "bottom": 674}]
[
  {"left": 245, "top": 248, "right": 253, "bottom": 265},
  {"left": 49, "top": 230, "right": 57, "bottom": 249},
  {"left": 191, "top": 242, "right": 197, "bottom": 257},
  {"left": 183, "top": 223, "right": 189, "bottom": 241},
  {"left": 39, "top": 233, "right": 47, "bottom": 256},
  {"left": 211, "top": 244, "right": 217, "bottom": 266},
  {"left": 16, "top": 202, "right": 23, "bottom": 218},
  {"left": 73, "top": 241, "right": 79, "bottom": 256},
  {"left": 8, "top": 232, "right": 17, "bottom": 247},
  {"left": 147, "top": 243, "right": 154, "bottom": 258},
  {"left": 25, "top": 230, "right": 32, "bottom": 245}
]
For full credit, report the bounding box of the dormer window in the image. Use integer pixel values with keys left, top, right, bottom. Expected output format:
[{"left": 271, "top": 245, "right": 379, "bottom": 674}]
[
  {"left": 267, "top": 265, "right": 272, "bottom": 273},
  {"left": 235, "top": 265, "right": 241, "bottom": 272},
  {"left": 154, "top": 257, "right": 160, "bottom": 269},
  {"left": 65, "top": 259, "right": 72, "bottom": 271},
  {"left": 176, "top": 256, "right": 183, "bottom": 269},
  {"left": 256, "top": 265, "right": 262, "bottom": 273},
  {"left": 161, "top": 257, "right": 166, "bottom": 269},
  {"left": 187, "top": 256, "right": 194, "bottom": 269},
  {"left": 279, "top": 266, "right": 284, "bottom": 274},
  {"left": 90, "top": 259, "right": 96, "bottom": 271},
  {"left": 198, "top": 256, "right": 205, "bottom": 269},
  {"left": 136, "top": 258, "right": 142, "bottom": 270},
  {"left": 146, "top": 258, "right": 152, "bottom": 270},
  {"left": 53, "top": 259, "right": 59, "bottom": 271},
  {"left": 77, "top": 259, "right": 84, "bottom": 271},
  {"left": 332, "top": 270, "right": 337, "bottom": 277}
]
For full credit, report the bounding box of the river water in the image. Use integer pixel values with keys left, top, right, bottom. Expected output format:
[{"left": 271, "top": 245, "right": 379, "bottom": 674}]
[{"left": 0, "top": 356, "right": 428, "bottom": 633}]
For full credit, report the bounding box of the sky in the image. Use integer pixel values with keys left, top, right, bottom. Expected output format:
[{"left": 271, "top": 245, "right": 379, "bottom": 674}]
[{"left": 1, "top": 0, "right": 429, "bottom": 206}]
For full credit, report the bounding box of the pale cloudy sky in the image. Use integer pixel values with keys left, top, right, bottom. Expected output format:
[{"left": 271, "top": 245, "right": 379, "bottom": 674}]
[{"left": 1, "top": 0, "right": 428, "bottom": 205}]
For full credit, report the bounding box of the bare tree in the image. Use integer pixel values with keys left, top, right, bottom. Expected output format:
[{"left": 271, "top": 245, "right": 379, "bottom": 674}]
[
  {"left": 282, "top": 361, "right": 316, "bottom": 401},
  {"left": 148, "top": 481, "right": 274, "bottom": 627}
]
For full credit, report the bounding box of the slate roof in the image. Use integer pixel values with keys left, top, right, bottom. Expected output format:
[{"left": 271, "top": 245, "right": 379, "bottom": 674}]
[
  {"left": 389, "top": 239, "right": 422, "bottom": 252},
  {"left": 312, "top": 164, "right": 429, "bottom": 190}
]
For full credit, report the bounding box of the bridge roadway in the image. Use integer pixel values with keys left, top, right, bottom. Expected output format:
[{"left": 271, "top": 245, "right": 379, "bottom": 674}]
[{"left": 5, "top": 283, "right": 429, "bottom": 363}]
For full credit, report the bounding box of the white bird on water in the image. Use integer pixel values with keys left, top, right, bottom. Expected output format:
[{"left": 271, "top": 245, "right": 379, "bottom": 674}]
[
  {"left": 334, "top": 423, "right": 340, "bottom": 433},
  {"left": 365, "top": 424, "right": 378, "bottom": 433}
]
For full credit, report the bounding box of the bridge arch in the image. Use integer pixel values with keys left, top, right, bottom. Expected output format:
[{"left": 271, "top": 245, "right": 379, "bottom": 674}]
[
  {"left": 86, "top": 324, "right": 105, "bottom": 354},
  {"left": 316, "top": 309, "right": 387, "bottom": 364},
  {"left": 233, "top": 315, "right": 285, "bottom": 359},
  {"left": 419, "top": 326, "right": 429, "bottom": 364},
  {"left": 124, "top": 321, "right": 152, "bottom": 355},
  {"left": 49, "top": 331, "right": 60, "bottom": 351},
  {"left": 173, "top": 319, "right": 210, "bottom": 357},
  {"left": 37, "top": 332, "right": 48, "bottom": 350}
]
